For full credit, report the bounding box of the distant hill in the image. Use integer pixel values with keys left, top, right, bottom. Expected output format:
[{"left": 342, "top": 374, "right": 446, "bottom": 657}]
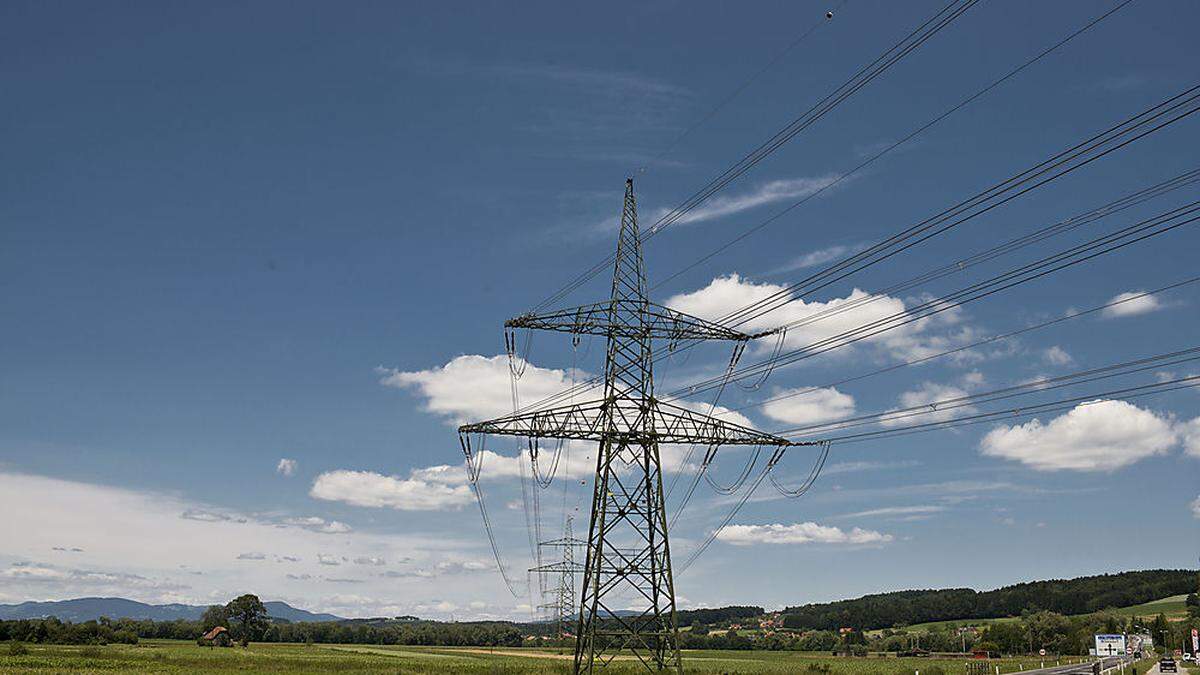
[
  {"left": 0, "top": 597, "right": 342, "bottom": 623},
  {"left": 782, "top": 569, "right": 1197, "bottom": 631}
]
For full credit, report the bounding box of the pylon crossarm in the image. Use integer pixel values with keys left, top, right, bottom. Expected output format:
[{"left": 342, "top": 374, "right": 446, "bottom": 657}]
[
  {"left": 506, "top": 301, "right": 751, "bottom": 342},
  {"left": 459, "top": 398, "right": 800, "bottom": 446}
]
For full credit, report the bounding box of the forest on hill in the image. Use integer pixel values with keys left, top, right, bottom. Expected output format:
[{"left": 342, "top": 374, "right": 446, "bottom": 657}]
[{"left": 781, "top": 569, "right": 1197, "bottom": 630}]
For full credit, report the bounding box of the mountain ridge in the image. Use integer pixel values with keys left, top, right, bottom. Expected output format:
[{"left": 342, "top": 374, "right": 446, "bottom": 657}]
[{"left": 0, "top": 597, "right": 342, "bottom": 623}]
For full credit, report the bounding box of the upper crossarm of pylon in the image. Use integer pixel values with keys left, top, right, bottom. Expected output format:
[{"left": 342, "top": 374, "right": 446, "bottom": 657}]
[{"left": 505, "top": 300, "right": 752, "bottom": 342}]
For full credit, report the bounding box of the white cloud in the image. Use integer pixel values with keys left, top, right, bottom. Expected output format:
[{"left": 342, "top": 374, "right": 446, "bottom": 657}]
[
  {"left": 353, "top": 556, "right": 386, "bottom": 566},
  {"left": 1179, "top": 417, "right": 1200, "bottom": 458},
  {"left": 772, "top": 243, "right": 865, "bottom": 274},
  {"left": 821, "top": 460, "right": 921, "bottom": 475},
  {"left": 310, "top": 470, "right": 474, "bottom": 511},
  {"left": 1101, "top": 291, "right": 1162, "bottom": 318},
  {"left": 276, "top": 458, "right": 297, "bottom": 477},
  {"left": 881, "top": 381, "right": 974, "bottom": 426},
  {"left": 666, "top": 275, "right": 971, "bottom": 361},
  {"left": 316, "top": 554, "right": 341, "bottom": 566},
  {"left": 1043, "top": 346, "right": 1073, "bottom": 366},
  {"left": 717, "top": 522, "right": 893, "bottom": 546},
  {"left": 0, "top": 471, "right": 481, "bottom": 615},
  {"left": 667, "top": 176, "right": 840, "bottom": 228},
  {"left": 1191, "top": 495, "right": 1200, "bottom": 519},
  {"left": 839, "top": 505, "right": 946, "bottom": 520},
  {"left": 761, "top": 387, "right": 855, "bottom": 425},
  {"left": 281, "top": 516, "right": 352, "bottom": 534},
  {"left": 378, "top": 355, "right": 586, "bottom": 425},
  {"left": 980, "top": 400, "right": 1178, "bottom": 471}
]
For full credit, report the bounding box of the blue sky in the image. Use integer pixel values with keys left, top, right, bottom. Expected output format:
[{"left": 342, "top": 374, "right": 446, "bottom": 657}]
[{"left": 2, "top": 0, "right": 1198, "bottom": 620}]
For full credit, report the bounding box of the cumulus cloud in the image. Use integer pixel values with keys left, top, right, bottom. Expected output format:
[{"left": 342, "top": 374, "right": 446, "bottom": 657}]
[
  {"left": 310, "top": 470, "right": 474, "bottom": 511},
  {"left": 1101, "top": 291, "right": 1162, "bottom": 318},
  {"left": 761, "top": 387, "right": 856, "bottom": 425},
  {"left": 1043, "top": 346, "right": 1073, "bottom": 366},
  {"left": 717, "top": 522, "right": 893, "bottom": 546},
  {"left": 666, "top": 275, "right": 971, "bottom": 361},
  {"left": 881, "top": 381, "right": 974, "bottom": 426},
  {"left": 353, "top": 556, "right": 386, "bottom": 566},
  {"left": 276, "top": 458, "right": 297, "bottom": 477},
  {"left": 378, "top": 355, "right": 585, "bottom": 425},
  {"left": 1192, "top": 495, "right": 1200, "bottom": 519},
  {"left": 317, "top": 554, "right": 342, "bottom": 566},
  {"left": 1179, "top": 417, "right": 1200, "bottom": 458},
  {"left": 980, "top": 400, "right": 1178, "bottom": 471}
]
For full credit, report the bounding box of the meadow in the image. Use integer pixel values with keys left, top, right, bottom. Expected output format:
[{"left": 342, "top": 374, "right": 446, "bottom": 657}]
[
  {"left": 892, "top": 595, "right": 1192, "bottom": 633},
  {"left": 0, "top": 640, "right": 1095, "bottom": 674}
]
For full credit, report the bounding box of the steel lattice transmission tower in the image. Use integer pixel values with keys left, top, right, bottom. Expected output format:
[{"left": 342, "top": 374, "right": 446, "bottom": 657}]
[
  {"left": 459, "top": 179, "right": 801, "bottom": 673},
  {"left": 531, "top": 516, "right": 585, "bottom": 640}
]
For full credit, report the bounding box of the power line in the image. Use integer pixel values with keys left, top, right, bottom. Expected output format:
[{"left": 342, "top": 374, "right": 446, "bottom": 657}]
[
  {"left": 678, "top": 373, "right": 1200, "bottom": 575},
  {"left": 530, "top": 0, "right": 980, "bottom": 314},
  {"left": 651, "top": 0, "right": 1138, "bottom": 293},
  {"left": 664, "top": 200, "right": 1200, "bottom": 400},
  {"left": 808, "top": 374, "right": 1200, "bottom": 444},
  {"left": 727, "top": 276, "right": 1200, "bottom": 417},
  {"left": 715, "top": 84, "right": 1200, "bottom": 330},
  {"left": 776, "top": 345, "right": 1200, "bottom": 436},
  {"left": 641, "top": 0, "right": 849, "bottom": 173},
  {"left": 504, "top": 85, "right": 1200, "bottom": 420}
]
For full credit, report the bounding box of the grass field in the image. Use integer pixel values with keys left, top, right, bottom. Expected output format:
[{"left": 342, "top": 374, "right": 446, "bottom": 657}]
[
  {"left": 0, "top": 640, "right": 1082, "bottom": 674},
  {"left": 893, "top": 595, "right": 1192, "bottom": 633}
]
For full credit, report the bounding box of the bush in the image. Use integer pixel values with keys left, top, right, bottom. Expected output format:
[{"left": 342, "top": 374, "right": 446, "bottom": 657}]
[{"left": 7, "top": 641, "right": 29, "bottom": 656}]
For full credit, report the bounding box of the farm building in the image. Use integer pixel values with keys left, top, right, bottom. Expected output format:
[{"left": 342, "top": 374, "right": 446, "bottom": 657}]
[{"left": 201, "top": 626, "right": 234, "bottom": 647}]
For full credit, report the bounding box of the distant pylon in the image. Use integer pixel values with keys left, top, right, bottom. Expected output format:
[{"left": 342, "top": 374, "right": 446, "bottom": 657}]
[
  {"left": 531, "top": 516, "right": 585, "bottom": 640},
  {"left": 460, "top": 179, "right": 804, "bottom": 673}
]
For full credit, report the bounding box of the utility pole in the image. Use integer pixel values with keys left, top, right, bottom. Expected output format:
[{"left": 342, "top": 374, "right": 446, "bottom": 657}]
[
  {"left": 460, "top": 179, "right": 806, "bottom": 673},
  {"left": 532, "top": 516, "right": 586, "bottom": 641}
]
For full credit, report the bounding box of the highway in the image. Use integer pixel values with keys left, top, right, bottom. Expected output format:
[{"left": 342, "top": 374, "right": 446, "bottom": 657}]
[{"left": 1015, "top": 656, "right": 1137, "bottom": 675}]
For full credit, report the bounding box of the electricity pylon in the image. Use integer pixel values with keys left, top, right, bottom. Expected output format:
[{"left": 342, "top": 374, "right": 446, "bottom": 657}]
[
  {"left": 532, "top": 516, "right": 585, "bottom": 640},
  {"left": 459, "top": 178, "right": 801, "bottom": 673}
]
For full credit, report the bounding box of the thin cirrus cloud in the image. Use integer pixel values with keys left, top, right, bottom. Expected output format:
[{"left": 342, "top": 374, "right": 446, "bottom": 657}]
[
  {"left": 770, "top": 242, "right": 869, "bottom": 275},
  {"left": 592, "top": 175, "right": 841, "bottom": 235},
  {"left": 838, "top": 505, "right": 946, "bottom": 520},
  {"left": 0, "top": 471, "right": 485, "bottom": 616},
  {"left": 716, "top": 522, "right": 893, "bottom": 546}
]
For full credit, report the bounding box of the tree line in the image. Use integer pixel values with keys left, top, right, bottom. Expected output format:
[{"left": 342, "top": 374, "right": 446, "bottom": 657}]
[{"left": 780, "top": 570, "right": 1197, "bottom": 631}]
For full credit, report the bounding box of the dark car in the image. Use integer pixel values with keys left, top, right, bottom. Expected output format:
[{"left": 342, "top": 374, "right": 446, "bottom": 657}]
[{"left": 1159, "top": 657, "right": 1177, "bottom": 673}]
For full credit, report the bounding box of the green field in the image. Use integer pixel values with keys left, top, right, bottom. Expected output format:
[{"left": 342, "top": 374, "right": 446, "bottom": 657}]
[
  {"left": 891, "top": 594, "right": 1192, "bottom": 633},
  {"left": 1103, "top": 595, "right": 1189, "bottom": 618},
  {"left": 0, "top": 640, "right": 1079, "bottom": 674}
]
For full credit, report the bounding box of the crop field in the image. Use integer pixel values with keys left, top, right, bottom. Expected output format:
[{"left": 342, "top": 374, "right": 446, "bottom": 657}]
[{"left": 0, "top": 640, "right": 1089, "bottom": 674}]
